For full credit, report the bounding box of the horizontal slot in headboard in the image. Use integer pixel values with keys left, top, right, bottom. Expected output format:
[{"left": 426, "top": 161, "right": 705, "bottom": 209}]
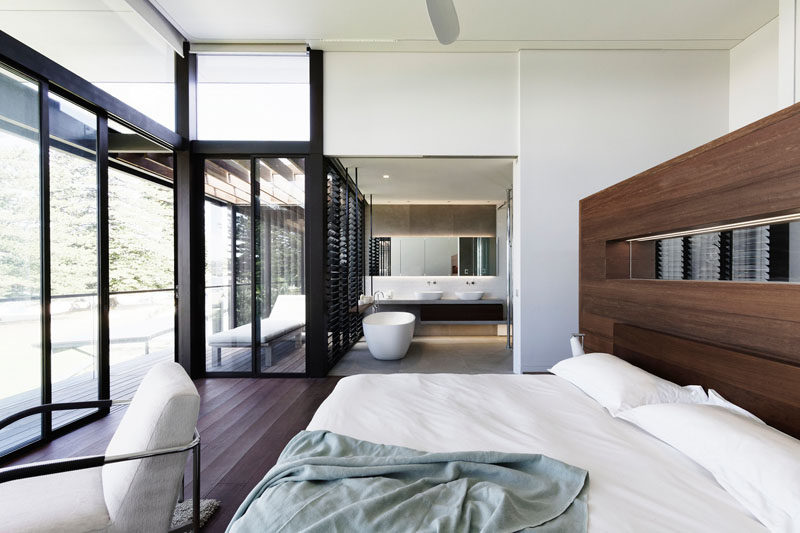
[{"left": 614, "top": 323, "right": 800, "bottom": 439}]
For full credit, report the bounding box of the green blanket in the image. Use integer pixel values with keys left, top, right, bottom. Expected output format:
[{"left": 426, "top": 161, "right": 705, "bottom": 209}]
[{"left": 227, "top": 430, "right": 588, "bottom": 533}]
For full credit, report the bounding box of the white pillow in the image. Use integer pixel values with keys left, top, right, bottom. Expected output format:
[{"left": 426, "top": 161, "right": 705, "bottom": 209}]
[
  {"left": 618, "top": 403, "right": 800, "bottom": 533},
  {"left": 706, "top": 389, "right": 764, "bottom": 424},
  {"left": 549, "top": 352, "right": 707, "bottom": 414}
]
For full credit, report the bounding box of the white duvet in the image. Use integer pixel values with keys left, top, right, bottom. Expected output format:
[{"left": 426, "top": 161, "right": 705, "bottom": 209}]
[{"left": 307, "top": 373, "right": 767, "bottom": 532}]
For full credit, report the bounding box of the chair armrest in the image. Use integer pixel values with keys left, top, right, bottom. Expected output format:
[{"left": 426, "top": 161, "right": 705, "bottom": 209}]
[
  {"left": 0, "top": 429, "right": 200, "bottom": 485},
  {"left": 0, "top": 400, "right": 118, "bottom": 432}
]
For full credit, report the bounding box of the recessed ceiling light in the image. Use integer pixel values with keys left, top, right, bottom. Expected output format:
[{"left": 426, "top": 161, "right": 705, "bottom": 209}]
[{"left": 382, "top": 174, "right": 390, "bottom": 179}]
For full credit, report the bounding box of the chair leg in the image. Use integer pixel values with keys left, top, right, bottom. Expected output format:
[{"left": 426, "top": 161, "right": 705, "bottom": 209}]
[
  {"left": 178, "top": 473, "right": 185, "bottom": 503},
  {"left": 193, "top": 442, "right": 201, "bottom": 532},
  {"left": 213, "top": 347, "right": 221, "bottom": 367}
]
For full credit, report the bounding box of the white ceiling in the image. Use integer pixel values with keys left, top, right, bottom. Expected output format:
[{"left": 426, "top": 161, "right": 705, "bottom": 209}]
[
  {"left": 340, "top": 157, "right": 513, "bottom": 204},
  {"left": 153, "top": 0, "right": 777, "bottom": 51},
  {"left": 0, "top": 1, "right": 174, "bottom": 81}
]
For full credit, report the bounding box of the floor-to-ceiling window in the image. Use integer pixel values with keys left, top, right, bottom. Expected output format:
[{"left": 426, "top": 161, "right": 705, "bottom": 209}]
[
  {"left": 48, "top": 94, "right": 100, "bottom": 428},
  {"left": 108, "top": 119, "right": 175, "bottom": 399},
  {"left": 256, "top": 158, "right": 306, "bottom": 373},
  {"left": 0, "top": 64, "right": 42, "bottom": 453},
  {"left": 203, "top": 157, "right": 307, "bottom": 375},
  {"left": 0, "top": 48, "right": 178, "bottom": 457},
  {"left": 204, "top": 159, "right": 253, "bottom": 373}
]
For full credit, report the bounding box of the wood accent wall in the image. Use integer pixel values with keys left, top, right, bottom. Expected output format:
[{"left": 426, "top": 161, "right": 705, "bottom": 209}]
[
  {"left": 613, "top": 324, "right": 800, "bottom": 438},
  {"left": 579, "top": 103, "right": 800, "bottom": 367}
]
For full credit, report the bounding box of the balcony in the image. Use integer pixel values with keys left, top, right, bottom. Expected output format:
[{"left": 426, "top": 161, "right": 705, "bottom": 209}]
[{"left": 0, "top": 289, "right": 174, "bottom": 454}]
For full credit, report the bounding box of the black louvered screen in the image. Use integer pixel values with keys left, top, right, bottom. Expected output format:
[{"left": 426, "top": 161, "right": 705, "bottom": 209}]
[
  {"left": 325, "top": 161, "right": 366, "bottom": 369},
  {"left": 369, "top": 237, "right": 391, "bottom": 276}
]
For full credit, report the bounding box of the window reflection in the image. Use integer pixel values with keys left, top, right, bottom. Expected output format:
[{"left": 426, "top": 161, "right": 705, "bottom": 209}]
[{"left": 0, "top": 64, "right": 42, "bottom": 454}]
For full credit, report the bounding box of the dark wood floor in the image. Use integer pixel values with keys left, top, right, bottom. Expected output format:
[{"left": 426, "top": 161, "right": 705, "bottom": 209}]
[{"left": 2, "top": 377, "right": 342, "bottom": 532}]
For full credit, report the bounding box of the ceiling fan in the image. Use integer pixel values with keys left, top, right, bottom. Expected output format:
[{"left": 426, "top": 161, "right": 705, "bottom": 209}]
[{"left": 426, "top": 0, "right": 460, "bottom": 45}]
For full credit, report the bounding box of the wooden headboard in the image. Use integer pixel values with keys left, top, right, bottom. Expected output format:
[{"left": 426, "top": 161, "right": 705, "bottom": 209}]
[
  {"left": 579, "top": 103, "right": 800, "bottom": 439},
  {"left": 614, "top": 324, "right": 800, "bottom": 438}
]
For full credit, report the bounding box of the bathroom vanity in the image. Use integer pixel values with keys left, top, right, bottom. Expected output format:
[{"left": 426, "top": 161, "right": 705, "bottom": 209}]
[{"left": 372, "top": 298, "right": 505, "bottom": 335}]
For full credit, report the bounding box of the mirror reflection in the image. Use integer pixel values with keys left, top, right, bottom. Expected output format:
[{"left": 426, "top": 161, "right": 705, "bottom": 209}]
[{"left": 369, "top": 237, "right": 497, "bottom": 276}]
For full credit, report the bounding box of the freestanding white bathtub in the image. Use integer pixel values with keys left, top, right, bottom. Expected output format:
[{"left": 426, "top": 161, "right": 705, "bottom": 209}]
[{"left": 362, "top": 312, "right": 416, "bottom": 360}]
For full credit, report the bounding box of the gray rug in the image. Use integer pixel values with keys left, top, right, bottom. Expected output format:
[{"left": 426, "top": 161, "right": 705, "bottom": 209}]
[{"left": 171, "top": 499, "right": 221, "bottom": 529}]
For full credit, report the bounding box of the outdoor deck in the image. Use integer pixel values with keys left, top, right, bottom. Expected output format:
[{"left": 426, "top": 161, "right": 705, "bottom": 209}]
[
  {"left": 0, "top": 348, "right": 175, "bottom": 453},
  {"left": 204, "top": 338, "right": 306, "bottom": 374},
  {"left": 1, "top": 338, "right": 306, "bottom": 454}
]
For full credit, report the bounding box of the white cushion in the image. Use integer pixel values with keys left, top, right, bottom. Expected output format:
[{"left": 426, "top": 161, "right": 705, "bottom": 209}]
[
  {"left": 103, "top": 362, "right": 200, "bottom": 532},
  {"left": 0, "top": 467, "right": 110, "bottom": 532},
  {"left": 207, "top": 294, "right": 305, "bottom": 346},
  {"left": 207, "top": 318, "right": 303, "bottom": 346},
  {"left": 270, "top": 294, "right": 305, "bottom": 322},
  {"left": 618, "top": 403, "right": 800, "bottom": 532},
  {"left": 550, "top": 352, "right": 707, "bottom": 414}
]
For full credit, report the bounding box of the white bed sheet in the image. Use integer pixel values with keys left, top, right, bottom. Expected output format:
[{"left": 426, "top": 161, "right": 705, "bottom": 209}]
[{"left": 307, "top": 373, "right": 767, "bottom": 533}]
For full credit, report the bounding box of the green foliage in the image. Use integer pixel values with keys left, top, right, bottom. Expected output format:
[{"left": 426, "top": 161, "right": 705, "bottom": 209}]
[
  {"left": 0, "top": 137, "right": 40, "bottom": 299},
  {"left": 0, "top": 139, "right": 174, "bottom": 300},
  {"left": 108, "top": 168, "right": 174, "bottom": 293}
]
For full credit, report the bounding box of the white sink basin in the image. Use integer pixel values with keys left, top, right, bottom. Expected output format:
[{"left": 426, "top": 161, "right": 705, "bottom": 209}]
[
  {"left": 456, "top": 291, "right": 484, "bottom": 300},
  {"left": 414, "top": 291, "right": 443, "bottom": 300}
]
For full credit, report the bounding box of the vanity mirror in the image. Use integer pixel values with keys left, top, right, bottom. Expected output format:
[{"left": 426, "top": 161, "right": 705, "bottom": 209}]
[{"left": 369, "top": 237, "right": 497, "bottom": 276}]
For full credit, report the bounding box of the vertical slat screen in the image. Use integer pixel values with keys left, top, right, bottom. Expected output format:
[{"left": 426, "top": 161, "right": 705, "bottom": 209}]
[
  {"left": 658, "top": 237, "right": 684, "bottom": 280},
  {"left": 653, "top": 227, "right": 778, "bottom": 281},
  {"left": 325, "top": 161, "right": 366, "bottom": 369},
  {"left": 732, "top": 226, "right": 770, "bottom": 281}
]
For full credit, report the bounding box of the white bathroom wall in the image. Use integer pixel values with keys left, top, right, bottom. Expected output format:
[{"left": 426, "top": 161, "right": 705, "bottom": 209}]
[
  {"left": 324, "top": 52, "right": 519, "bottom": 156},
  {"left": 515, "top": 50, "right": 730, "bottom": 372},
  {"left": 729, "top": 18, "right": 780, "bottom": 130}
]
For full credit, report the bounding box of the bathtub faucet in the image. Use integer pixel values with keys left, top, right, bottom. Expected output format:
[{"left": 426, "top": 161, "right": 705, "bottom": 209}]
[{"left": 372, "top": 291, "right": 386, "bottom": 312}]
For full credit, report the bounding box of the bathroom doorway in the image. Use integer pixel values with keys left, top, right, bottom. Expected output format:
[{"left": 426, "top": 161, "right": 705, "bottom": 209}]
[{"left": 329, "top": 157, "right": 514, "bottom": 375}]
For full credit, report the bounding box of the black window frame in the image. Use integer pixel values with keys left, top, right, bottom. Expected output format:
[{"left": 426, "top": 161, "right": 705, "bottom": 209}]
[{"left": 0, "top": 30, "right": 181, "bottom": 461}]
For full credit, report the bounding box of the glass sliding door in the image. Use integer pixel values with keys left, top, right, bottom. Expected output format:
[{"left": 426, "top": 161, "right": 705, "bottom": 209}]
[
  {"left": 256, "top": 158, "right": 306, "bottom": 374},
  {"left": 108, "top": 119, "right": 175, "bottom": 398},
  {"left": 0, "top": 64, "right": 42, "bottom": 454},
  {"left": 48, "top": 94, "right": 100, "bottom": 428},
  {"left": 0, "top": 59, "right": 179, "bottom": 460},
  {"left": 204, "top": 159, "right": 253, "bottom": 373},
  {"left": 202, "top": 156, "right": 308, "bottom": 375}
]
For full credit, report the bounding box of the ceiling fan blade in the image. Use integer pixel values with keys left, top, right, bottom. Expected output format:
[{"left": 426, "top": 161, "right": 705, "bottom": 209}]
[{"left": 426, "top": 0, "right": 460, "bottom": 45}]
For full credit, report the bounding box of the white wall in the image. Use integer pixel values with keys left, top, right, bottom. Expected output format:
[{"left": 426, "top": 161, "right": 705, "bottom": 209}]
[
  {"left": 515, "top": 50, "right": 730, "bottom": 372},
  {"left": 324, "top": 52, "right": 519, "bottom": 156},
  {"left": 730, "top": 18, "right": 780, "bottom": 130}
]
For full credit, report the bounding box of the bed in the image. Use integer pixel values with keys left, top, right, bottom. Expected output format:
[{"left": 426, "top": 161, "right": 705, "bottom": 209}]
[{"left": 304, "top": 372, "right": 767, "bottom": 533}]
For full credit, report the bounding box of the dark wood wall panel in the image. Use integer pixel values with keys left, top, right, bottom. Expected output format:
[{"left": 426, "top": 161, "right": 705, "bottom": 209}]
[
  {"left": 580, "top": 103, "right": 800, "bottom": 375},
  {"left": 614, "top": 325, "right": 800, "bottom": 439}
]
